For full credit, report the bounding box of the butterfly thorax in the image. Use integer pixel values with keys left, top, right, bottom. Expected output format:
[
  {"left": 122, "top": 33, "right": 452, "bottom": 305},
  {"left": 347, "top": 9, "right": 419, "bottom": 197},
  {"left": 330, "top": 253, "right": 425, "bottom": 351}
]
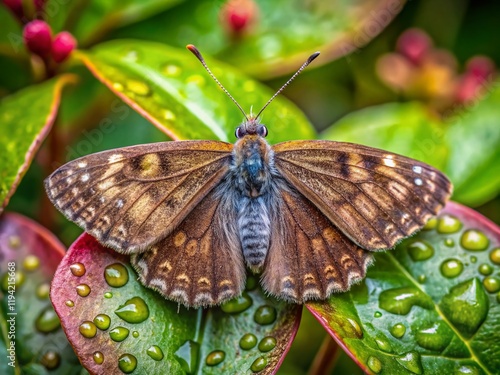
[{"left": 230, "top": 134, "right": 275, "bottom": 272}]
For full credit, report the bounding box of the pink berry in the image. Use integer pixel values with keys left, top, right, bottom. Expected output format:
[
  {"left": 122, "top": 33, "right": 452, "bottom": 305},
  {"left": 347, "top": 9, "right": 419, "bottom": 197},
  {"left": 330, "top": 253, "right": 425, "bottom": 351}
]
[
  {"left": 51, "top": 31, "right": 77, "bottom": 63},
  {"left": 466, "top": 56, "right": 495, "bottom": 81},
  {"left": 23, "top": 20, "right": 53, "bottom": 57},
  {"left": 220, "top": 0, "right": 259, "bottom": 35},
  {"left": 396, "top": 28, "right": 432, "bottom": 64}
]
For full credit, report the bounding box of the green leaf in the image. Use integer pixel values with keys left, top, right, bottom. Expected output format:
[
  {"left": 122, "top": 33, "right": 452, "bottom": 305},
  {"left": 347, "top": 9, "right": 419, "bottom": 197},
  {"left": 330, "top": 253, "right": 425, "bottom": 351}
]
[
  {"left": 0, "top": 75, "right": 76, "bottom": 214},
  {"left": 444, "top": 82, "right": 500, "bottom": 206},
  {"left": 0, "top": 213, "right": 82, "bottom": 374},
  {"left": 79, "top": 40, "right": 315, "bottom": 142},
  {"left": 112, "top": 0, "right": 407, "bottom": 79},
  {"left": 320, "top": 101, "right": 448, "bottom": 170},
  {"left": 51, "top": 234, "right": 301, "bottom": 374},
  {"left": 0, "top": 6, "right": 23, "bottom": 57},
  {"left": 307, "top": 201, "right": 500, "bottom": 375},
  {"left": 48, "top": 0, "right": 184, "bottom": 46}
]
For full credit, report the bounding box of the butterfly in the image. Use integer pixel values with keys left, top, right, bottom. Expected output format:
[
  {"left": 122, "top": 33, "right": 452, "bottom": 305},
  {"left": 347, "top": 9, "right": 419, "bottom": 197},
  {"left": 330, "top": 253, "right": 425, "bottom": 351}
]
[{"left": 45, "top": 45, "right": 452, "bottom": 308}]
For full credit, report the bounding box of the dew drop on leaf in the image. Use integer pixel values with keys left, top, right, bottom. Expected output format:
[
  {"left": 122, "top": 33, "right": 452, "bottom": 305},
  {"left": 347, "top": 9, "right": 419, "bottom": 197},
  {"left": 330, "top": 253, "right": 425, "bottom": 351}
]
[
  {"left": 489, "top": 248, "right": 500, "bottom": 264},
  {"left": 126, "top": 80, "right": 151, "bottom": 96},
  {"left": 109, "top": 326, "right": 130, "bottom": 342},
  {"left": 250, "top": 356, "right": 268, "bottom": 372},
  {"left": 478, "top": 263, "right": 493, "bottom": 275},
  {"left": 444, "top": 238, "right": 455, "bottom": 247},
  {"left": 147, "top": 345, "right": 164, "bottom": 361},
  {"left": 258, "top": 336, "right": 277, "bottom": 352},
  {"left": 115, "top": 296, "right": 149, "bottom": 323},
  {"left": 35, "top": 306, "right": 61, "bottom": 333},
  {"left": 367, "top": 356, "right": 382, "bottom": 373},
  {"left": 437, "top": 215, "right": 462, "bottom": 234},
  {"left": 93, "top": 351, "right": 104, "bottom": 365},
  {"left": 23, "top": 255, "right": 40, "bottom": 271},
  {"left": 104, "top": 263, "right": 129, "bottom": 287},
  {"left": 161, "top": 63, "right": 181, "bottom": 77},
  {"left": 483, "top": 276, "right": 500, "bottom": 293},
  {"left": 69, "top": 262, "right": 86, "bottom": 276},
  {"left": 93, "top": 314, "right": 111, "bottom": 330},
  {"left": 422, "top": 217, "right": 437, "bottom": 230},
  {"left": 40, "top": 350, "right": 60, "bottom": 370},
  {"left": 76, "top": 283, "right": 91, "bottom": 297},
  {"left": 254, "top": 305, "right": 277, "bottom": 325},
  {"left": 36, "top": 282, "right": 50, "bottom": 299},
  {"left": 415, "top": 321, "right": 453, "bottom": 351},
  {"left": 440, "top": 259, "right": 464, "bottom": 278},
  {"left": 395, "top": 351, "right": 423, "bottom": 374},
  {"left": 374, "top": 336, "right": 392, "bottom": 352},
  {"left": 118, "top": 353, "right": 137, "bottom": 374},
  {"left": 221, "top": 292, "right": 253, "bottom": 313},
  {"left": 65, "top": 300, "right": 74, "bottom": 307},
  {"left": 206, "top": 350, "right": 225, "bottom": 366},
  {"left": 240, "top": 333, "right": 258, "bottom": 350},
  {"left": 407, "top": 240, "right": 434, "bottom": 261},
  {"left": 79, "top": 321, "right": 97, "bottom": 338},
  {"left": 379, "top": 287, "right": 433, "bottom": 315},
  {"left": 461, "top": 229, "right": 489, "bottom": 251},
  {"left": 390, "top": 323, "right": 406, "bottom": 338}
]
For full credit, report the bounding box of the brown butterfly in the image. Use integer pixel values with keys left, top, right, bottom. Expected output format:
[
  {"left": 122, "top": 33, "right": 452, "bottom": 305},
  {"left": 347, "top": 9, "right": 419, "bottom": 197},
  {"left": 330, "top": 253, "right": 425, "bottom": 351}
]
[{"left": 45, "top": 45, "right": 452, "bottom": 308}]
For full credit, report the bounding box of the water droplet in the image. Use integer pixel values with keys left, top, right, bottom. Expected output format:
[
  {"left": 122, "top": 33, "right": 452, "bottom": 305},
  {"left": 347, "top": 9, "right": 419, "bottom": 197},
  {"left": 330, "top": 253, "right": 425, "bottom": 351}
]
[
  {"left": 40, "top": 350, "right": 60, "bottom": 370},
  {"left": 258, "top": 336, "right": 277, "bottom": 352},
  {"left": 118, "top": 353, "right": 137, "bottom": 374},
  {"left": 93, "top": 314, "right": 111, "bottom": 330},
  {"left": 374, "top": 311, "right": 382, "bottom": 318},
  {"left": 162, "top": 63, "right": 181, "bottom": 77},
  {"left": 23, "top": 255, "right": 40, "bottom": 271},
  {"left": 162, "top": 109, "right": 176, "bottom": 121},
  {"left": 109, "top": 326, "right": 130, "bottom": 342},
  {"left": 174, "top": 340, "right": 199, "bottom": 374},
  {"left": 70, "top": 262, "right": 86, "bottom": 276},
  {"left": 112, "top": 82, "right": 124, "bottom": 91},
  {"left": 1, "top": 270, "right": 25, "bottom": 291},
  {"left": 375, "top": 336, "right": 392, "bottom": 352},
  {"left": 104, "top": 263, "right": 129, "bottom": 287},
  {"left": 239, "top": 333, "right": 257, "bottom": 350},
  {"left": 206, "top": 350, "right": 225, "bottom": 366},
  {"left": 126, "top": 79, "right": 151, "bottom": 96},
  {"left": 437, "top": 215, "right": 462, "bottom": 234},
  {"left": 250, "top": 356, "right": 268, "bottom": 372},
  {"left": 379, "top": 287, "right": 433, "bottom": 315},
  {"left": 417, "top": 275, "right": 426, "bottom": 283},
  {"left": 454, "top": 365, "right": 481, "bottom": 375},
  {"left": 254, "top": 305, "right": 277, "bottom": 325},
  {"left": 439, "top": 278, "right": 488, "bottom": 338},
  {"left": 444, "top": 238, "right": 455, "bottom": 247},
  {"left": 8, "top": 235, "right": 21, "bottom": 248},
  {"left": 395, "top": 351, "right": 423, "bottom": 374},
  {"left": 470, "top": 256, "right": 478, "bottom": 263},
  {"left": 478, "top": 263, "right": 493, "bottom": 276},
  {"left": 186, "top": 74, "right": 205, "bottom": 86},
  {"left": 35, "top": 307, "right": 60, "bottom": 333},
  {"left": 390, "top": 323, "right": 406, "bottom": 338},
  {"left": 490, "top": 248, "right": 500, "bottom": 264},
  {"left": 104, "top": 292, "right": 113, "bottom": 298},
  {"left": 415, "top": 321, "right": 453, "bottom": 351},
  {"left": 79, "top": 321, "right": 97, "bottom": 338},
  {"left": 115, "top": 296, "right": 149, "bottom": 323},
  {"left": 76, "top": 284, "right": 91, "bottom": 297},
  {"left": 346, "top": 318, "right": 363, "bottom": 338},
  {"left": 36, "top": 283, "right": 50, "bottom": 299},
  {"left": 123, "top": 49, "right": 140, "bottom": 62},
  {"left": 483, "top": 276, "right": 500, "bottom": 293},
  {"left": 93, "top": 351, "right": 104, "bottom": 365},
  {"left": 423, "top": 217, "right": 437, "bottom": 230},
  {"left": 132, "top": 331, "right": 139, "bottom": 338},
  {"left": 221, "top": 292, "right": 253, "bottom": 313},
  {"left": 367, "top": 356, "right": 382, "bottom": 373},
  {"left": 147, "top": 345, "right": 164, "bottom": 361},
  {"left": 246, "top": 275, "right": 257, "bottom": 291},
  {"left": 407, "top": 240, "right": 434, "bottom": 261},
  {"left": 440, "top": 259, "right": 464, "bottom": 278},
  {"left": 461, "top": 230, "right": 489, "bottom": 251},
  {"left": 65, "top": 300, "right": 74, "bottom": 307}
]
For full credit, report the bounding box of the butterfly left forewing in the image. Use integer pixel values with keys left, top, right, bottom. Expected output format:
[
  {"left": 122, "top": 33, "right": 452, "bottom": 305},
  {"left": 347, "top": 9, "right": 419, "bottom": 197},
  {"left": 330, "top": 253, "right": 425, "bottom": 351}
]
[
  {"left": 131, "top": 186, "right": 245, "bottom": 307},
  {"left": 273, "top": 140, "right": 452, "bottom": 250},
  {"left": 262, "top": 187, "right": 373, "bottom": 303}
]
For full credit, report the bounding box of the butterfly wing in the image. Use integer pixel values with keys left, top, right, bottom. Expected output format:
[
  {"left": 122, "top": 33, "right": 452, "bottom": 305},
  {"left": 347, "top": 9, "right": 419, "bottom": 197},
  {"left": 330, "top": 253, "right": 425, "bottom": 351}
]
[
  {"left": 273, "top": 140, "right": 452, "bottom": 250},
  {"left": 262, "top": 187, "right": 372, "bottom": 303},
  {"left": 131, "top": 186, "right": 245, "bottom": 307},
  {"left": 45, "top": 140, "right": 233, "bottom": 253}
]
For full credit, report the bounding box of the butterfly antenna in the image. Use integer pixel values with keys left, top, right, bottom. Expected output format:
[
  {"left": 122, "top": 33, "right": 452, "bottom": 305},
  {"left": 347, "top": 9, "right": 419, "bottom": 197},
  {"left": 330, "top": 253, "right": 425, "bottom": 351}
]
[
  {"left": 187, "top": 44, "right": 248, "bottom": 121},
  {"left": 255, "top": 51, "right": 320, "bottom": 120}
]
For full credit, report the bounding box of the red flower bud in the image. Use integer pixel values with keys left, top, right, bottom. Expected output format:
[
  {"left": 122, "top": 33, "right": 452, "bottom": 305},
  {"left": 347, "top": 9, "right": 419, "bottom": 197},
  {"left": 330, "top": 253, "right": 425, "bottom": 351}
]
[
  {"left": 396, "top": 28, "right": 432, "bottom": 65},
  {"left": 23, "top": 20, "right": 53, "bottom": 57},
  {"left": 51, "top": 31, "right": 77, "bottom": 63},
  {"left": 466, "top": 56, "right": 495, "bottom": 81},
  {"left": 220, "top": 0, "right": 259, "bottom": 35},
  {"left": 3, "top": 0, "right": 24, "bottom": 19}
]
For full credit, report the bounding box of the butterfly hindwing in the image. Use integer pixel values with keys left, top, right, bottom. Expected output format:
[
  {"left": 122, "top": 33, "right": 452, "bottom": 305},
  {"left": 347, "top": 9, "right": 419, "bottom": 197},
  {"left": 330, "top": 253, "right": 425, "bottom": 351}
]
[
  {"left": 273, "top": 140, "right": 452, "bottom": 250},
  {"left": 262, "top": 186, "right": 373, "bottom": 303},
  {"left": 45, "top": 140, "right": 233, "bottom": 253},
  {"left": 131, "top": 186, "right": 245, "bottom": 307}
]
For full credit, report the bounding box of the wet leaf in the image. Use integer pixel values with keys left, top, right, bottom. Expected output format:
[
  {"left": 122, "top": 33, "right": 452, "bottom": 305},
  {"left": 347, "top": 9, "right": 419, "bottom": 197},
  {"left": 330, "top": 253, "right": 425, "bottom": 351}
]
[
  {"left": 113, "top": 0, "right": 407, "bottom": 79},
  {"left": 78, "top": 40, "right": 315, "bottom": 142},
  {"left": 51, "top": 234, "right": 301, "bottom": 374},
  {"left": 307, "top": 201, "right": 500, "bottom": 375},
  {"left": 0, "top": 75, "right": 76, "bottom": 214},
  {"left": 0, "top": 213, "right": 82, "bottom": 374},
  {"left": 321, "top": 101, "right": 448, "bottom": 170}
]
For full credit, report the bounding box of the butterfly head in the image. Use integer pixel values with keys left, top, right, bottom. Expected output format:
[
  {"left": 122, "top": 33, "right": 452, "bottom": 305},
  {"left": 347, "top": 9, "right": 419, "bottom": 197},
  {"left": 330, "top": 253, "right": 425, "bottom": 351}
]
[{"left": 235, "top": 118, "right": 268, "bottom": 139}]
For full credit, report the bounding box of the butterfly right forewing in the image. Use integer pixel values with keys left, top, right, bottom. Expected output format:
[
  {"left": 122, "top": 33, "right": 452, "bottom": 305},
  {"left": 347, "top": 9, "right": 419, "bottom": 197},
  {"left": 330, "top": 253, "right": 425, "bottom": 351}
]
[{"left": 45, "top": 141, "right": 233, "bottom": 253}]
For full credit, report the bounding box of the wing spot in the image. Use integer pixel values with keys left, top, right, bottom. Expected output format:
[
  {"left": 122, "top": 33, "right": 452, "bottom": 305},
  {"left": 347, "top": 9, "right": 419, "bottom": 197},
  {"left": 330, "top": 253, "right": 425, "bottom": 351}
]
[
  {"left": 81, "top": 173, "right": 90, "bottom": 182},
  {"left": 159, "top": 260, "right": 172, "bottom": 272},
  {"left": 98, "top": 180, "right": 114, "bottom": 190},
  {"left": 322, "top": 227, "right": 336, "bottom": 242},
  {"left": 149, "top": 246, "right": 158, "bottom": 257},
  {"left": 174, "top": 231, "right": 187, "bottom": 247},
  {"left": 219, "top": 280, "right": 233, "bottom": 287},
  {"left": 198, "top": 277, "right": 211, "bottom": 287},
  {"left": 304, "top": 273, "right": 316, "bottom": 283},
  {"left": 382, "top": 155, "right": 396, "bottom": 167},
  {"left": 186, "top": 239, "right": 198, "bottom": 256},
  {"left": 115, "top": 198, "right": 124, "bottom": 208},
  {"left": 413, "top": 165, "right": 423, "bottom": 174},
  {"left": 77, "top": 161, "right": 87, "bottom": 168},
  {"left": 108, "top": 154, "right": 124, "bottom": 163},
  {"left": 176, "top": 274, "right": 190, "bottom": 284},
  {"left": 71, "top": 187, "right": 79, "bottom": 196},
  {"left": 140, "top": 154, "right": 161, "bottom": 177},
  {"left": 414, "top": 178, "right": 423, "bottom": 186}
]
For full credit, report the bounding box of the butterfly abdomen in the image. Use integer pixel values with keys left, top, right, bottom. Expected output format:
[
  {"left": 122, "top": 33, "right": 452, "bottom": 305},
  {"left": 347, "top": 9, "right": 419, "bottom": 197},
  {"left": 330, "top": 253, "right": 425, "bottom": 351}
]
[{"left": 238, "top": 196, "right": 270, "bottom": 272}]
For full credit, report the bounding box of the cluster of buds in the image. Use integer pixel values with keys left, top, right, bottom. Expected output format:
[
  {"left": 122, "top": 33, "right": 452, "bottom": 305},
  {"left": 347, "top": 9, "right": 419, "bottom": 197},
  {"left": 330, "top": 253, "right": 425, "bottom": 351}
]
[
  {"left": 23, "top": 20, "right": 77, "bottom": 63},
  {"left": 377, "top": 28, "right": 496, "bottom": 111}
]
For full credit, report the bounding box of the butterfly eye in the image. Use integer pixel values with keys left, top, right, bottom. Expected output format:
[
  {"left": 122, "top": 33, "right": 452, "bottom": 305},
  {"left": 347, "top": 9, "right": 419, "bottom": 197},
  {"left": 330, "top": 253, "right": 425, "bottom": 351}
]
[
  {"left": 257, "top": 125, "right": 268, "bottom": 137},
  {"left": 235, "top": 127, "right": 244, "bottom": 138}
]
